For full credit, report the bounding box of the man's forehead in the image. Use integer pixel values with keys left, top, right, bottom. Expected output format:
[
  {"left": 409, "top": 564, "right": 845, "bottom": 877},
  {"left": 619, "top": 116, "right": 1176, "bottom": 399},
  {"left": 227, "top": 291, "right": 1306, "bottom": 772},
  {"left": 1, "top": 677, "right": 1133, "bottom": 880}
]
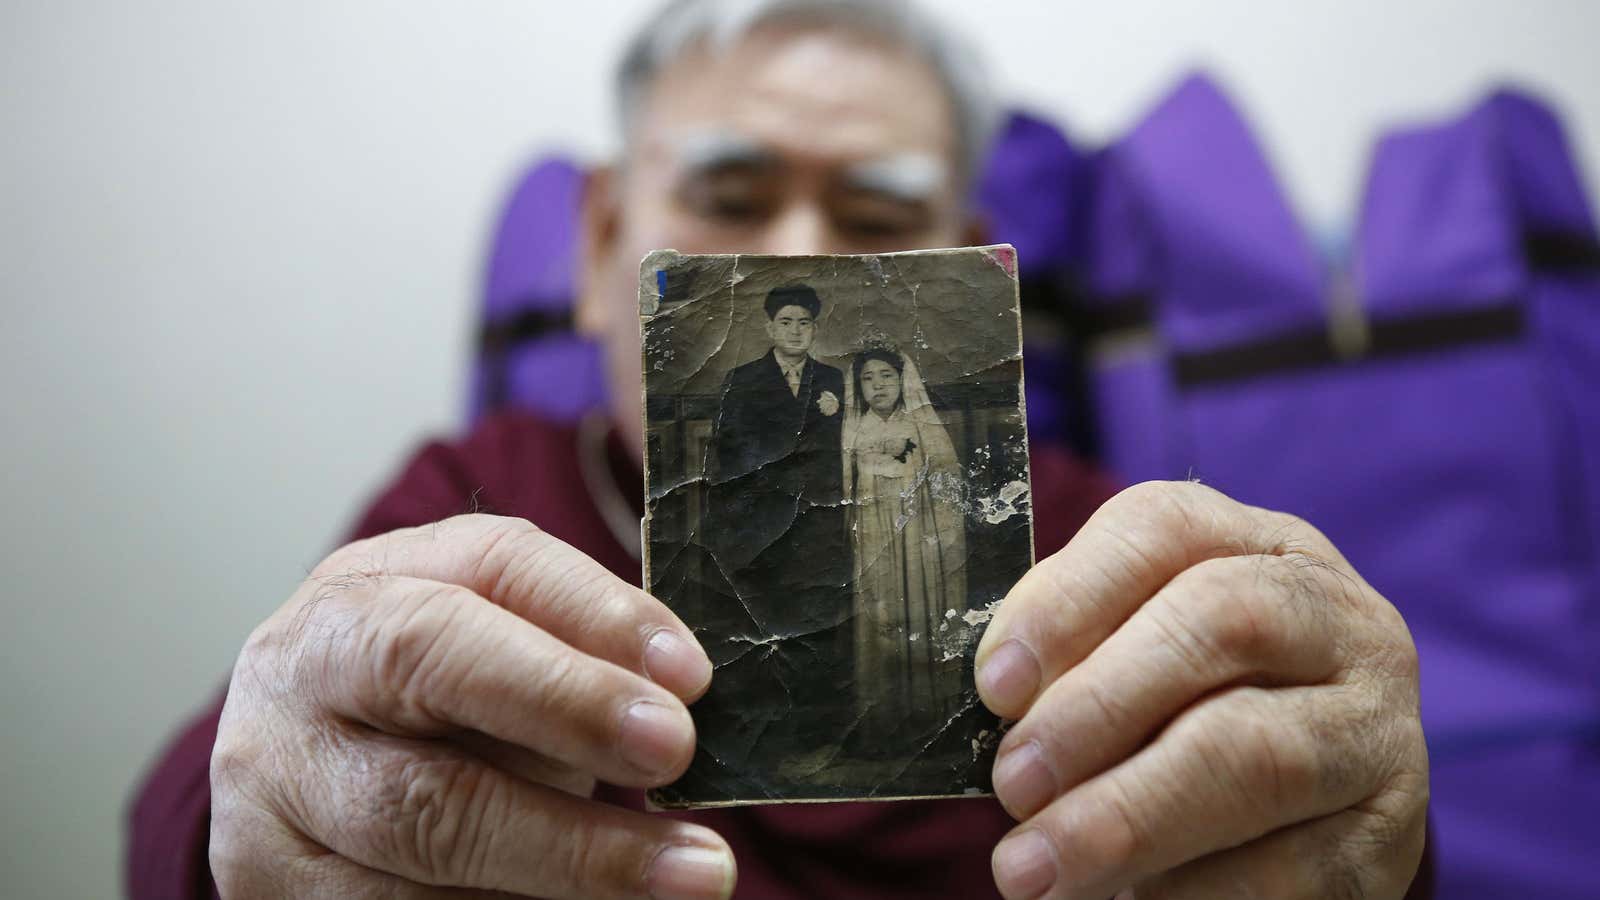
[
  {"left": 772, "top": 304, "right": 814, "bottom": 319},
  {"left": 633, "top": 25, "right": 958, "bottom": 180},
  {"left": 675, "top": 130, "right": 948, "bottom": 201}
]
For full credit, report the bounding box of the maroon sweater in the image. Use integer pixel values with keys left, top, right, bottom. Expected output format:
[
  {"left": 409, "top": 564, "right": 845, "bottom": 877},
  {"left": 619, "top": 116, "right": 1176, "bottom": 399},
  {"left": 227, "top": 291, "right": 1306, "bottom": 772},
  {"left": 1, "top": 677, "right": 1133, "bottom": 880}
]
[{"left": 126, "top": 412, "right": 1432, "bottom": 898}]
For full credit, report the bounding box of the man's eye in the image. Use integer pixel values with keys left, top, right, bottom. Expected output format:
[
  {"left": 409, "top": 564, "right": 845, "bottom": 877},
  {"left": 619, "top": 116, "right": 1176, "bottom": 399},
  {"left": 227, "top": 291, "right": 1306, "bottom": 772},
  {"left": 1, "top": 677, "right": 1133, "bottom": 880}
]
[
  {"left": 678, "top": 171, "right": 776, "bottom": 224},
  {"left": 829, "top": 192, "right": 933, "bottom": 241}
]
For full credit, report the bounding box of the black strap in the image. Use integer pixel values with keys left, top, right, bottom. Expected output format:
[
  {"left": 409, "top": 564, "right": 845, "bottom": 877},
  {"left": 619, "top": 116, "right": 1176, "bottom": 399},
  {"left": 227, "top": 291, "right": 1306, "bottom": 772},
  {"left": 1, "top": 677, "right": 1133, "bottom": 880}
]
[
  {"left": 1524, "top": 230, "right": 1600, "bottom": 273},
  {"left": 1018, "top": 277, "right": 1155, "bottom": 340},
  {"left": 1173, "top": 303, "right": 1524, "bottom": 388},
  {"left": 1061, "top": 228, "right": 1596, "bottom": 390},
  {"left": 478, "top": 306, "right": 573, "bottom": 352}
]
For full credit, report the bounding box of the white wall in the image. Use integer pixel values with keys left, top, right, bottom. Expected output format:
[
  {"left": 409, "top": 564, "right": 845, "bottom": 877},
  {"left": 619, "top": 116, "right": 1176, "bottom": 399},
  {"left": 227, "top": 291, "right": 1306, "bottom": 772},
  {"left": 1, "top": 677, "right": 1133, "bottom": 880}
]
[{"left": 2, "top": 1, "right": 1596, "bottom": 896}]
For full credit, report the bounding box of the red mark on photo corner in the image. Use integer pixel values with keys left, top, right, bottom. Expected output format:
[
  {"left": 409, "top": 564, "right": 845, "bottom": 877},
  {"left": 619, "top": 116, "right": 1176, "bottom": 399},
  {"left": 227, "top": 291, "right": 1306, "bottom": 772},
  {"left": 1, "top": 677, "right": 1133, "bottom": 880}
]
[{"left": 989, "top": 246, "right": 1017, "bottom": 277}]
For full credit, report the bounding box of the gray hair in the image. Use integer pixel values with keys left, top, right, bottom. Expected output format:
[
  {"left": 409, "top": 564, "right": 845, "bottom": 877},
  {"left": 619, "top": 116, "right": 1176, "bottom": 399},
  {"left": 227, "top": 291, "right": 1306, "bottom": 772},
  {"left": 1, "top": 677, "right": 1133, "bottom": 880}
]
[{"left": 615, "top": 0, "right": 1000, "bottom": 183}]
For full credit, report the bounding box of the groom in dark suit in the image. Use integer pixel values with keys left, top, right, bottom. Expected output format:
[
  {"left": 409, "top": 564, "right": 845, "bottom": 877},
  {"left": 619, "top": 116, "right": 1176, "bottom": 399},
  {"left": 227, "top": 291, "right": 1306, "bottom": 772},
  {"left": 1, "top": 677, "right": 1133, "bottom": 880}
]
[
  {"left": 709, "top": 283, "right": 848, "bottom": 618},
  {"left": 701, "top": 283, "right": 854, "bottom": 761}
]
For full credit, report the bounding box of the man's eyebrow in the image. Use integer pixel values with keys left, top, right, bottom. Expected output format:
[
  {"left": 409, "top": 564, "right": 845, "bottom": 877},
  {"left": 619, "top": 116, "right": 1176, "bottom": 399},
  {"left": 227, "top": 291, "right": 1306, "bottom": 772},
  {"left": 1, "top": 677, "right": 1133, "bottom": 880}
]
[
  {"left": 839, "top": 153, "right": 947, "bottom": 203},
  {"left": 673, "top": 131, "right": 779, "bottom": 174}
]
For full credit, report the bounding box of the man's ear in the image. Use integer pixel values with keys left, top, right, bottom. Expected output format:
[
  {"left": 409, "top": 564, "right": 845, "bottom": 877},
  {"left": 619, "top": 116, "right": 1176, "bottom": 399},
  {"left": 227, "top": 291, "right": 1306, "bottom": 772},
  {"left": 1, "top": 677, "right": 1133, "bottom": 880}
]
[{"left": 575, "top": 163, "right": 622, "bottom": 338}]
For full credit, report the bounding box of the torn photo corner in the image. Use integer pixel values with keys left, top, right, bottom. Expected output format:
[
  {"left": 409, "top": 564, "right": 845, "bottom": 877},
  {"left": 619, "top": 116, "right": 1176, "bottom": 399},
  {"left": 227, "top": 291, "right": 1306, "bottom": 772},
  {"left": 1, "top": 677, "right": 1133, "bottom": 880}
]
[{"left": 638, "top": 245, "right": 1033, "bottom": 808}]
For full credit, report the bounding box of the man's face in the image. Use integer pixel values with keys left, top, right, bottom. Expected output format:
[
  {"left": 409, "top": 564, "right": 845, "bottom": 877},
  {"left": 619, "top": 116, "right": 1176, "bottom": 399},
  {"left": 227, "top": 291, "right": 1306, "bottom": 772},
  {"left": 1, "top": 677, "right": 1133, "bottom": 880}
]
[
  {"left": 766, "top": 304, "right": 816, "bottom": 357},
  {"left": 579, "top": 23, "right": 974, "bottom": 453}
]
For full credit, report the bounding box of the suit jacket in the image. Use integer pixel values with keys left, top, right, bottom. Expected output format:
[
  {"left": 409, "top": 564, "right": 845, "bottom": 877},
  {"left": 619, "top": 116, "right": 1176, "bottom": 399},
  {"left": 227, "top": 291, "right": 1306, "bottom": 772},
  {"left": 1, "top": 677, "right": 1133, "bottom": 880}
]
[{"left": 706, "top": 349, "right": 846, "bottom": 578}]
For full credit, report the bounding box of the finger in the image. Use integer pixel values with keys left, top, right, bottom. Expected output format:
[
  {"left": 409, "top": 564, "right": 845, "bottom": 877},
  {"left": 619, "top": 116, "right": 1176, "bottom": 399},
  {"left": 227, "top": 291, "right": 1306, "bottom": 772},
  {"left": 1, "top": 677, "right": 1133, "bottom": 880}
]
[
  {"left": 992, "top": 553, "right": 1343, "bottom": 819},
  {"left": 990, "top": 685, "right": 1389, "bottom": 900},
  {"left": 977, "top": 481, "right": 1350, "bottom": 718},
  {"left": 308, "top": 574, "right": 696, "bottom": 788},
  {"left": 295, "top": 857, "right": 526, "bottom": 900},
  {"left": 317, "top": 514, "right": 711, "bottom": 700},
  {"left": 1130, "top": 790, "right": 1428, "bottom": 900},
  {"left": 209, "top": 794, "right": 521, "bottom": 899},
  {"left": 454, "top": 730, "right": 596, "bottom": 798},
  {"left": 301, "top": 729, "right": 736, "bottom": 900}
]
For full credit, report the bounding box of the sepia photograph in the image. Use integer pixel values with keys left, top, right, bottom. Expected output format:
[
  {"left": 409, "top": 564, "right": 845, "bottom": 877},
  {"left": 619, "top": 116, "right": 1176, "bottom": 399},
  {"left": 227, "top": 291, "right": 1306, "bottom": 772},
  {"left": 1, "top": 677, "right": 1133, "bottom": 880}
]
[{"left": 640, "top": 245, "right": 1034, "bottom": 806}]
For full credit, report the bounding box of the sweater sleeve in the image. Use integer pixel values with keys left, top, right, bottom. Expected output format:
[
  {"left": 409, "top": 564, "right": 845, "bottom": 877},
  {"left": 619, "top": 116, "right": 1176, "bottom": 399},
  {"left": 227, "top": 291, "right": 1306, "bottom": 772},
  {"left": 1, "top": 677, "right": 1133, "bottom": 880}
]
[{"left": 124, "top": 433, "right": 494, "bottom": 900}]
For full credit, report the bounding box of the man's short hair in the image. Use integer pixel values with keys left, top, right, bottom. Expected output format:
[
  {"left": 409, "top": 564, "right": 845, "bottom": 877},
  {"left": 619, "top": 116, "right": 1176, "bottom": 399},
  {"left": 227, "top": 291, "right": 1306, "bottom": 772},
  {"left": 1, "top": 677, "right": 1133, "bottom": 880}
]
[
  {"left": 764, "top": 283, "right": 822, "bottom": 320},
  {"left": 615, "top": 0, "right": 998, "bottom": 186}
]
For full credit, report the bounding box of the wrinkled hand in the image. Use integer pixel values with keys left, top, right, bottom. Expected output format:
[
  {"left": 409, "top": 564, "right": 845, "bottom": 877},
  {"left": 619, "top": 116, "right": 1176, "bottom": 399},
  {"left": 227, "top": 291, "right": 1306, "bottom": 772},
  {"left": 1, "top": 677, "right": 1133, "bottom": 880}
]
[
  {"left": 209, "top": 515, "right": 736, "bottom": 899},
  {"left": 977, "top": 482, "right": 1428, "bottom": 899}
]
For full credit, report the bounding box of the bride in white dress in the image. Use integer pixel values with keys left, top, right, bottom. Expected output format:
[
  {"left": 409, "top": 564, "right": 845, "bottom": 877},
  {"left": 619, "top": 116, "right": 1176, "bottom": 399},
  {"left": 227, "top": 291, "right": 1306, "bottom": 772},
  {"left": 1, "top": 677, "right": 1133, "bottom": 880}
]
[{"left": 842, "top": 347, "right": 968, "bottom": 743}]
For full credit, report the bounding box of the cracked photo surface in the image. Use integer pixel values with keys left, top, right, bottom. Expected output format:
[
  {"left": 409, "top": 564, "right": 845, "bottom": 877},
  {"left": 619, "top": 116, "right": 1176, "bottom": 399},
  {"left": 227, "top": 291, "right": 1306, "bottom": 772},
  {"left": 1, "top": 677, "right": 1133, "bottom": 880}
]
[{"left": 639, "top": 245, "right": 1033, "bottom": 807}]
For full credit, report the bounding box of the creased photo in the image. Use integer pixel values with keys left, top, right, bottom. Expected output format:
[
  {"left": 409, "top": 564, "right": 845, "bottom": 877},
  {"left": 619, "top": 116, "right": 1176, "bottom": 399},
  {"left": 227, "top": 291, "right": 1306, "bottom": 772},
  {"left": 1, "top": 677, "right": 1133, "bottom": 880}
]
[{"left": 640, "top": 245, "right": 1032, "bottom": 807}]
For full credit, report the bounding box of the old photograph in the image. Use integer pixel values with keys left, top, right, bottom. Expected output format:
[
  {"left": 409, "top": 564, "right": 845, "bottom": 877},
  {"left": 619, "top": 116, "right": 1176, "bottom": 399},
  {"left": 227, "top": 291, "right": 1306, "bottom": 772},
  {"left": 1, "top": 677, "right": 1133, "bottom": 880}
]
[{"left": 640, "top": 245, "right": 1033, "bottom": 807}]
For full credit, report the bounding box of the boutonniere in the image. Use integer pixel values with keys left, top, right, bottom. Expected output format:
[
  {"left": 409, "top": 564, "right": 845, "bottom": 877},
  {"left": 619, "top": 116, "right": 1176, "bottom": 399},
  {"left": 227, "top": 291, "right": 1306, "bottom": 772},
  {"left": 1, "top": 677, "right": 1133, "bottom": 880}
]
[
  {"left": 817, "top": 390, "right": 839, "bottom": 416},
  {"left": 892, "top": 438, "right": 917, "bottom": 463}
]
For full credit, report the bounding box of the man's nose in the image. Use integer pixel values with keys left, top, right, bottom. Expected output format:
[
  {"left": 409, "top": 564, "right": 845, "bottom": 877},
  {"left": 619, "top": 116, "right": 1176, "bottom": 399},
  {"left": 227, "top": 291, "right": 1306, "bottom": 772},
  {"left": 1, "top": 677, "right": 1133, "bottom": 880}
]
[{"left": 761, "top": 202, "right": 834, "bottom": 255}]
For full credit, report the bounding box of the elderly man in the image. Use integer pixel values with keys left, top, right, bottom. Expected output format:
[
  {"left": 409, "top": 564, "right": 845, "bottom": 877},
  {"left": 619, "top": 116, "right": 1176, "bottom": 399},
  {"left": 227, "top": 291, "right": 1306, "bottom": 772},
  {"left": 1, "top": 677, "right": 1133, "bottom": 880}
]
[{"left": 129, "top": 1, "right": 1430, "bottom": 898}]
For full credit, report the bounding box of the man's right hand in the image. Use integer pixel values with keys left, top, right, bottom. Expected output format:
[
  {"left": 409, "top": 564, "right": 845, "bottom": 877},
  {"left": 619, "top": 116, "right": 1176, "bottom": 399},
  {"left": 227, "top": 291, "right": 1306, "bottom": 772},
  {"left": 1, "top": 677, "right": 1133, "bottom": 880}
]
[{"left": 208, "top": 514, "right": 735, "bottom": 900}]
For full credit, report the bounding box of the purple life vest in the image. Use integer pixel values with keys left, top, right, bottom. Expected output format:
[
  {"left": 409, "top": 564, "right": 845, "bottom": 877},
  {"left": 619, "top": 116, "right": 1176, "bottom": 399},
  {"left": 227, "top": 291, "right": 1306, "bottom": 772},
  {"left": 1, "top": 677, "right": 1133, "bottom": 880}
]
[
  {"left": 467, "top": 156, "right": 606, "bottom": 424},
  {"left": 1079, "top": 73, "right": 1600, "bottom": 899}
]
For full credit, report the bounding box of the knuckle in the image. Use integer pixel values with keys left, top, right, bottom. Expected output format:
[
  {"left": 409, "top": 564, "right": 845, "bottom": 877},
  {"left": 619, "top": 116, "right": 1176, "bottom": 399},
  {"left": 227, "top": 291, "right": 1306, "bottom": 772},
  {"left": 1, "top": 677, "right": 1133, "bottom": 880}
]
[
  {"left": 206, "top": 754, "right": 293, "bottom": 898},
  {"left": 1104, "top": 481, "right": 1199, "bottom": 546},
  {"left": 1319, "top": 863, "right": 1369, "bottom": 900},
  {"left": 1320, "top": 802, "right": 1422, "bottom": 900},
  {"left": 533, "top": 645, "right": 596, "bottom": 730},
  {"left": 309, "top": 533, "right": 389, "bottom": 582},
  {"left": 1080, "top": 677, "right": 1135, "bottom": 736},
  {"left": 1244, "top": 721, "right": 1320, "bottom": 813},
  {"left": 1367, "top": 599, "right": 1422, "bottom": 684},
  {"left": 1155, "top": 559, "right": 1283, "bottom": 674},
  {"left": 454, "top": 511, "right": 538, "bottom": 534},
  {"left": 1393, "top": 624, "right": 1421, "bottom": 682},
  {"left": 558, "top": 567, "right": 638, "bottom": 635},
  {"left": 362, "top": 754, "right": 494, "bottom": 883},
  {"left": 540, "top": 810, "right": 616, "bottom": 896},
  {"left": 1195, "top": 691, "right": 1320, "bottom": 813},
  {"left": 208, "top": 732, "right": 263, "bottom": 802},
  {"left": 1117, "top": 479, "right": 1213, "bottom": 516},
  {"left": 1067, "top": 781, "right": 1153, "bottom": 874},
  {"left": 470, "top": 516, "right": 554, "bottom": 597},
  {"left": 308, "top": 541, "right": 363, "bottom": 582},
  {"left": 1275, "top": 512, "right": 1336, "bottom": 558},
  {"left": 1139, "top": 478, "right": 1225, "bottom": 526},
  {"left": 1201, "top": 579, "right": 1282, "bottom": 665},
  {"left": 363, "top": 584, "right": 474, "bottom": 721}
]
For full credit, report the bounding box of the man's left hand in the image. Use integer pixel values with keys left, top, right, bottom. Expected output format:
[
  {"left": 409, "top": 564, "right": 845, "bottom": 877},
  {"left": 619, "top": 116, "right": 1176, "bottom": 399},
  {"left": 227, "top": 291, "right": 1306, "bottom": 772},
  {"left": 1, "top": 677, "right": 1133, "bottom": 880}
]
[{"left": 977, "top": 481, "right": 1428, "bottom": 899}]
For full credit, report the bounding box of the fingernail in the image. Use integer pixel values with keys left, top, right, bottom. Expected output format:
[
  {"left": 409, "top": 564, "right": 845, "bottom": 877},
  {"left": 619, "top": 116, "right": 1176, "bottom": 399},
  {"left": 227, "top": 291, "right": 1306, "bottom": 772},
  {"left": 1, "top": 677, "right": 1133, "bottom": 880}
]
[
  {"left": 978, "top": 639, "right": 1041, "bottom": 713},
  {"left": 645, "top": 628, "right": 713, "bottom": 698},
  {"left": 648, "top": 843, "right": 735, "bottom": 900},
  {"left": 992, "top": 740, "right": 1056, "bottom": 820},
  {"left": 1114, "top": 891, "right": 1137, "bottom": 900},
  {"left": 619, "top": 700, "right": 692, "bottom": 778},
  {"left": 992, "top": 829, "right": 1057, "bottom": 900}
]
